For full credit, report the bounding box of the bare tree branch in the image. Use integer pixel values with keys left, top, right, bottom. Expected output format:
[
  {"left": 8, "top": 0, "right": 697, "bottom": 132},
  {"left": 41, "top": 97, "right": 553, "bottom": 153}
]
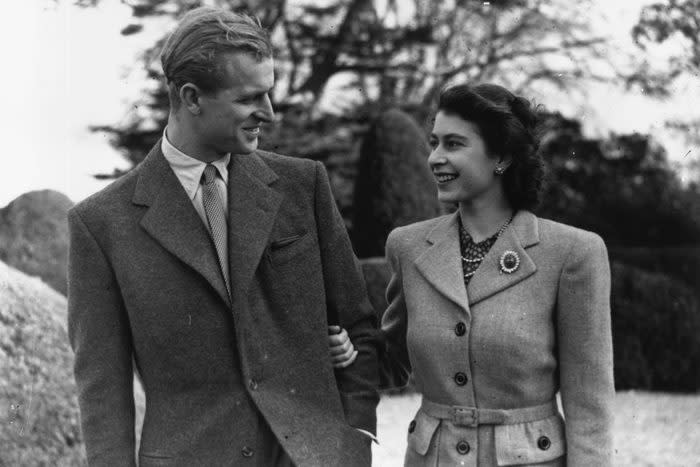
[{"left": 295, "top": 0, "right": 373, "bottom": 95}]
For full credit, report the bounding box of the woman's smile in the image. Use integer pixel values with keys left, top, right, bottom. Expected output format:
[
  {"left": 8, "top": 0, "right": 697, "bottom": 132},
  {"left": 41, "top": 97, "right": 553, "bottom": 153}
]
[{"left": 434, "top": 172, "right": 458, "bottom": 183}]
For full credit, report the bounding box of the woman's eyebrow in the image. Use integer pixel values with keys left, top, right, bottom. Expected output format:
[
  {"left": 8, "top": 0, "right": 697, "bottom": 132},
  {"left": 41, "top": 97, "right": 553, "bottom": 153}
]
[{"left": 432, "top": 133, "right": 468, "bottom": 140}]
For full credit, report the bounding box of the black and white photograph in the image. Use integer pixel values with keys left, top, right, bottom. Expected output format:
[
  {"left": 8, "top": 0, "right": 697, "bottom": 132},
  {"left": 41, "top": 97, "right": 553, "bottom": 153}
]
[{"left": 1, "top": 0, "right": 699, "bottom": 465}]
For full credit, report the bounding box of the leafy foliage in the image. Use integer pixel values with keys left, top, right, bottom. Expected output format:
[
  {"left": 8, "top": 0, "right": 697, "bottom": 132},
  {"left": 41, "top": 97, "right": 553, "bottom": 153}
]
[
  {"left": 611, "top": 261, "right": 700, "bottom": 392},
  {"left": 632, "top": 0, "right": 700, "bottom": 81},
  {"left": 79, "top": 0, "right": 613, "bottom": 179},
  {"left": 351, "top": 109, "right": 441, "bottom": 257},
  {"left": 359, "top": 257, "right": 390, "bottom": 323},
  {"left": 0, "top": 262, "right": 85, "bottom": 465},
  {"left": 609, "top": 246, "right": 700, "bottom": 289},
  {"left": 628, "top": 0, "right": 700, "bottom": 183},
  {"left": 537, "top": 112, "right": 700, "bottom": 246},
  {"left": 0, "top": 191, "right": 73, "bottom": 295}
]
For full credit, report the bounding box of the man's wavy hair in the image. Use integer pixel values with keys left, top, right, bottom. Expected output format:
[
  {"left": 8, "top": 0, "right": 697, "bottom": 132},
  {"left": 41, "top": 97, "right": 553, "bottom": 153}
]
[
  {"left": 160, "top": 6, "right": 273, "bottom": 108},
  {"left": 437, "top": 83, "right": 546, "bottom": 211}
]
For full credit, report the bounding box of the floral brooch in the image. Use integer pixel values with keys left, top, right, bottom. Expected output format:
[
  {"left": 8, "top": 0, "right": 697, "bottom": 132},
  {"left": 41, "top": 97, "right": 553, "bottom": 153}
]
[{"left": 499, "top": 250, "right": 520, "bottom": 274}]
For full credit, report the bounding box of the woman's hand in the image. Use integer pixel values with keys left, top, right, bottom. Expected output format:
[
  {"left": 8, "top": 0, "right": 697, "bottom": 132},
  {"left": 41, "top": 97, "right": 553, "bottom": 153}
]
[{"left": 328, "top": 325, "right": 358, "bottom": 369}]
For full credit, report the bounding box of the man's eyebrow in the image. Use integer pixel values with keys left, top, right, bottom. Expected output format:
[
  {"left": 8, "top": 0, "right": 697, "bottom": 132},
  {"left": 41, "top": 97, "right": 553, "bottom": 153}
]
[{"left": 240, "top": 86, "right": 273, "bottom": 98}]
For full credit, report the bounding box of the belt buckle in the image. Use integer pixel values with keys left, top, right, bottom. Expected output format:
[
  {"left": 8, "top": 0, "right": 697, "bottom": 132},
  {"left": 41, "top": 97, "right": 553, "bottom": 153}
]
[{"left": 453, "top": 407, "right": 478, "bottom": 427}]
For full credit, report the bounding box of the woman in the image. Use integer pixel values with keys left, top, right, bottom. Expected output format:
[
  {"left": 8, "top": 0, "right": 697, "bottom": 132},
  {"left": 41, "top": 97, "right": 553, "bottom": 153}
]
[{"left": 329, "top": 83, "right": 614, "bottom": 466}]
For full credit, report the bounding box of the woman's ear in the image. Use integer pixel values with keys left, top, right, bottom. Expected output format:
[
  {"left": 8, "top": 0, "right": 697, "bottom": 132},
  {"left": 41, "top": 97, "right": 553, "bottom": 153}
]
[
  {"left": 179, "top": 83, "right": 202, "bottom": 116},
  {"left": 494, "top": 154, "right": 513, "bottom": 174}
]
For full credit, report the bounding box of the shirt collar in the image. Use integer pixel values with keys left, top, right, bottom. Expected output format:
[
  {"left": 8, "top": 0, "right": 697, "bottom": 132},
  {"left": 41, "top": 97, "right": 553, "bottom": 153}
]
[{"left": 161, "top": 128, "right": 230, "bottom": 200}]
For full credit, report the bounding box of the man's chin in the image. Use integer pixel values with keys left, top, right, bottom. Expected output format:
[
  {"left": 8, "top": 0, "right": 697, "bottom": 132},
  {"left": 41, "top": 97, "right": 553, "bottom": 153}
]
[{"left": 229, "top": 140, "right": 258, "bottom": 155}]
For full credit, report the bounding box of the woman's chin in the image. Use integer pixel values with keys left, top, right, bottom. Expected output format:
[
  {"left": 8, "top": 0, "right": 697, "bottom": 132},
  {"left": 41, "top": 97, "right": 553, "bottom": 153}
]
[{"left": 436, "top": 191, "right": 462, "bottom": 205}]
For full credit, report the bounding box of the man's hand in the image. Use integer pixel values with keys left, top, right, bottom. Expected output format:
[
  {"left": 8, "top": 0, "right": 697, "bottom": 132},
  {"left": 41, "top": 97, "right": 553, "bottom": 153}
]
[{"left": 328, "top": 325, "right": 358, "bottom": 369}]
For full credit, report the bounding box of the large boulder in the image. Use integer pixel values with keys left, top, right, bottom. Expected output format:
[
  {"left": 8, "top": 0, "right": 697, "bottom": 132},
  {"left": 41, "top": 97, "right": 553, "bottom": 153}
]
[
  {"left": 0, "top": 190, "right": 73, "bottom": 296},
  {"left": 0, "top": 260, "right": 84, "bottom": 465}
]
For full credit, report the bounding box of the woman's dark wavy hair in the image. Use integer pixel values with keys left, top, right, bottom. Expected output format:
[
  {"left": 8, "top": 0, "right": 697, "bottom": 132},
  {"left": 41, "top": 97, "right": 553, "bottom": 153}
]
[{"left": 437, "top": 83, "right": 545, "bottom": 211}]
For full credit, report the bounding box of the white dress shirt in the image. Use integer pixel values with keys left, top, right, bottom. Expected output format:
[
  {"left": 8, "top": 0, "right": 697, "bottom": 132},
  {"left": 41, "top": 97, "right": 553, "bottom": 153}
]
[{"left": 161, "top": 128, "right": 230, "bottom": 225}]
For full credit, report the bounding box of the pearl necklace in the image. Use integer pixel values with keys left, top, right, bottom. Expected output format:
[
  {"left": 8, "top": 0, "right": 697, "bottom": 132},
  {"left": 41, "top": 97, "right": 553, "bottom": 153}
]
[{"left": 460, "top": 214, "right": 514, "bottom": 265}]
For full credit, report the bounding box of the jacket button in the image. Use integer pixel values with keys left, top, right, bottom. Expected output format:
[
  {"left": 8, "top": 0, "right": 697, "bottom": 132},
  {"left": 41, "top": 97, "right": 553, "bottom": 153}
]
[
  {"left": 455, "top": 322, "right": 466, "bottom": 336},
  {"left": 454, "top": 372, "right": 468, "bottom": 386},
  {"left": 249, "top": 379, "right": 258, "bottom": 391},
  {"left": 456, "top": 440, "right": 470, "bottom": 455},
  {"left": 537, "top": 435, "right": 551, "bottom": 450},
  {"left": 408, "top": 420, "right": 416, "bottom": 433},
  {"left": 241, "top": 446, "right": 254, "bottom": 457}
]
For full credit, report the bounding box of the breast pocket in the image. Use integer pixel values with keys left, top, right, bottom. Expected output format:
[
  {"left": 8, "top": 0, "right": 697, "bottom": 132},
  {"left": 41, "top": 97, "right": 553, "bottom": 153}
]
[
  {"left": 268, "top": 230, "right": 315, "bottom": 265},
  {"left": 495, "top": 414, "right": 566, "bottom": 466}
]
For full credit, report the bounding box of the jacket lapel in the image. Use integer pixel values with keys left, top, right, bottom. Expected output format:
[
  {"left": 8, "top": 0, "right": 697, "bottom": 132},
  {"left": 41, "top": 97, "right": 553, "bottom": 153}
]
[
  {"left": 467, "top": 210, "right": 539, "bottom": 306},
  {"left": 227, "top": 152, "right": 282, "bottom": 305},
  {"left": 133, "top": 142, "right": 231, "bottom": 306},
  {"left": 414, "top": 212, "right": 470, "bottom": 314}
]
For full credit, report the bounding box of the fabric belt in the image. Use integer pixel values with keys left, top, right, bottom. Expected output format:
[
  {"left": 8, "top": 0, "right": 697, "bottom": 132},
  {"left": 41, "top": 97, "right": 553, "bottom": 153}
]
[{"left": 420, "top": 399, "right": 558, "bottom": 427}]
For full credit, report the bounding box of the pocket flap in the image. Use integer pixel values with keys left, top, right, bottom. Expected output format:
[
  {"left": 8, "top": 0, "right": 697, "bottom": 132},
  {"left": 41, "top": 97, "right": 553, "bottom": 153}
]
[
  {"left": 406, "top": 410, "right": 441, "bottom": 456},
  {"left": 268, "top": 231, "right": 313, "bottom": 264},
  {"left": 270, "top": 233, "right": 305, "bottom": 249},
  {"left": 495, "top": 415, "right": 566, "bottom": 466}
]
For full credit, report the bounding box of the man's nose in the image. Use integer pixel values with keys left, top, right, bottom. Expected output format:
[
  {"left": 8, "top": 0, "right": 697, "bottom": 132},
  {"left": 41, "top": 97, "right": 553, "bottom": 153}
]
[{"left": 255, "top": 94, "right": 274, "bottom": 123}]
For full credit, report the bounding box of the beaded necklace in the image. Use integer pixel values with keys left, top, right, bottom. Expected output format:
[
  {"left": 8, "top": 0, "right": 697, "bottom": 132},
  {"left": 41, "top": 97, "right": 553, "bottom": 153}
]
[{"left": 459, "top": 214, "right": 514, "bottom": 283}]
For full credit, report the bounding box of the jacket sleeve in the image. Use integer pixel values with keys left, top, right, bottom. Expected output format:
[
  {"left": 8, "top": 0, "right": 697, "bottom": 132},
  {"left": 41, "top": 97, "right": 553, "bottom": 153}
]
[
  {"left": 67, "top": 208, "right": 137, "bottom": 466},
  {"left": 312, "top": 162, "right": 380, "bottom": 436},
  {"left": 379, "top": 229, "right": 413, "bottom": 389},
  {"left": 556, "top": 232, "right": 614, "bottom": 467}
]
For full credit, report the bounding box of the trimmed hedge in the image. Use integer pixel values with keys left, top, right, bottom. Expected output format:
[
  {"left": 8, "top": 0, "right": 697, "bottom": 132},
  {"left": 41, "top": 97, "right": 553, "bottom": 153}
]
[
  {"left": 610, "top": 261, "right": 700, "bottom": 392},
  {"left": 0, "top": 190, "right": 73, "bottom": 295},
  {"left": 359, "top": 257, "right": 391, "bottom": 323},
  {"left": 360, "top": 257, "right": 700, "bottom": 392},
  {"left": 609, "top": 246, "right": 700, "bottom": 290},
  {"left": 0, "top": 261, "right": 84, "bottom": 465},
  {"left": 351, "top": 109, "right": 441, "bottom": 258}
]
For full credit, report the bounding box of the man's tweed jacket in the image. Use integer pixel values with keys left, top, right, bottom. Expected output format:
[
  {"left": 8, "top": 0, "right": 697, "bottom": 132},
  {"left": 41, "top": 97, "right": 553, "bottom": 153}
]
[{"left": 68, "top": 143, "right": 380, "bottom": 466}]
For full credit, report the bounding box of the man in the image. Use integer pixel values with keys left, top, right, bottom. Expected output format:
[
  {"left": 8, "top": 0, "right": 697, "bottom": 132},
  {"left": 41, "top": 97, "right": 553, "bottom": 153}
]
[{"left": 68, "top": 7, "right": 379, "bottom": 466}]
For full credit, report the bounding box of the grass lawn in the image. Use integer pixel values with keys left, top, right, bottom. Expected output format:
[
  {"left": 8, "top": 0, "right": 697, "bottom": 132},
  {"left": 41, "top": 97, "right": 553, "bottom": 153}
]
[{"left": 372, "top": 391, "right": 700, "bottom": 467}]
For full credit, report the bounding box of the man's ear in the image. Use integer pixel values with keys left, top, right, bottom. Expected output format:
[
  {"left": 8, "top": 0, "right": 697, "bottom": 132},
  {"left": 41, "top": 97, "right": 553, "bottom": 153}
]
[{"left": 179, "top": 83, "right": 202, "bottom": 115}]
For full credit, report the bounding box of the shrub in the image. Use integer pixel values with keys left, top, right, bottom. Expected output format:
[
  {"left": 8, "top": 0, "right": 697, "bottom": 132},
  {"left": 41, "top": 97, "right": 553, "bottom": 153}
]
[
  {"left": 360, "top": 257, "right": 415, "bottom": 394},
  {"left": 609, "top": 246, "right": 700, "bottom": 290},
  {"left": 611, "top": 262, "right": 700, "bottom": 392},
  {"left": 359, "top": 257, "right": 391, "bottom": 323},
  {"left": 0, "top": 261, "right": 84, "bottom": 465},
  {"left": 351, "top": 109, "right": 441, "bottom": 258},
  {"left": 0, "top": 190, "right": 73, "bottom": 295}
]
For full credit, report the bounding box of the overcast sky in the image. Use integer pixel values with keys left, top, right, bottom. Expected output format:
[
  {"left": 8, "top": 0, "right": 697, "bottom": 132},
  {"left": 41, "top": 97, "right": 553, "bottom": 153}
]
[{"left": 0, "top": 0, "right": 698, "bottom": 207}]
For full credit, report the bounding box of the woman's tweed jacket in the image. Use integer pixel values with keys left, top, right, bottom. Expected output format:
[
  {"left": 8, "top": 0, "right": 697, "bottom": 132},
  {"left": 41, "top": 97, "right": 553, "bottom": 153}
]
[{"left": 381, "top": 210, "right": 614, "bottom": 466}]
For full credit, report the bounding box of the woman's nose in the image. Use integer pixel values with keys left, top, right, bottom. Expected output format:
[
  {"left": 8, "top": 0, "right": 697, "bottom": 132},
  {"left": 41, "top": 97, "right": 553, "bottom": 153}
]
[{"left": 427, "top": 148, "right": 446, "bottom": 167}]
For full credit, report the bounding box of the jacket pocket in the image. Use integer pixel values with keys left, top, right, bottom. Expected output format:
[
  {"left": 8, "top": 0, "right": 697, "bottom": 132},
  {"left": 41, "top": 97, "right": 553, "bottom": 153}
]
[
  {"left": 268, "top": 231, "right": 314, "bottom": 265},
  {"left": 406, "top": 409, "right": 441, "bottom": 456},
  {"left": 495, "top": 414, "right": 566, "bottom": 466}
]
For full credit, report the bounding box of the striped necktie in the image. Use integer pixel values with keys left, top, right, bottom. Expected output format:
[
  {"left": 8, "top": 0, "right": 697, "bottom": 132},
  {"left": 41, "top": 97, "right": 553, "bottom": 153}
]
[{"left": 201, "top": 164, "right": 231, "bottom": 298}]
